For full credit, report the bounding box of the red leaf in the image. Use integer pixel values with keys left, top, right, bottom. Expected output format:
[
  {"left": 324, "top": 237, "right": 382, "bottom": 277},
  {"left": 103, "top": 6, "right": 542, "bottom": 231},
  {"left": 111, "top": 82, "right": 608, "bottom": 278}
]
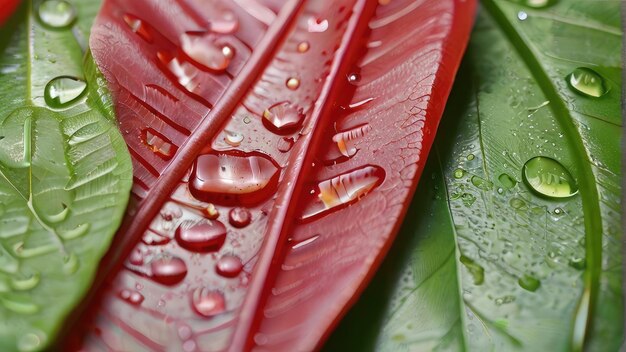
[
  {"left": 68, "top": 0, "right": 475, "bottom": 350},
  {"left": 0, "top": 0, "right": 19, "bottom": 26}
]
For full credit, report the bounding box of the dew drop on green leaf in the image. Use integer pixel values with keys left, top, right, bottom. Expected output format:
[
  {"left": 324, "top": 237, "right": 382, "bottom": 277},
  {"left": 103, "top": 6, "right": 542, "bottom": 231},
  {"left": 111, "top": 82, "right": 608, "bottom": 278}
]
[
  {"left": 17, "top": 331, "right": 45, "bottom": 352},
  {"left": 498, "top": 173, "right": 517, "bottom": 189},
  {"left": 521, "top": 0, "right": 557, "bottom": 8},
  {"left": 466, "top": 153, "right": 475, "bottom": 161},
  {"left": 37, "top": 0, "right": 77, "bottom": 29},
  {"left": 63, "top": 253, "right": 79, "bottom": 275},
  {"left": 44, "top": 76, "right": 87, "bottom": 108},
  {"left": 460, "top": 255, "right": 484, "bottom": 285},
  {"left": 509, "top": 197, "right": 527, "bottom": 210},
  {"left": 567, "top": 67, "right": 607, "bottom": 98},
  {"left": 569, "top": 257, "right": 586, "bottom": 270},
  {"left": 522, "top": 156, "right": 577, "bottom": 198},
  {"left": 453, "top": 168, "right": 465, "bottom": 179},
  {"left": 471, "top": 175, "right": 493, "bottom": 191},
  {"left": 518, "top": 275, "right": 541, "bottom": 292},
  {"left": 461, "top": 193, "right": 476, "bottom": 207}
]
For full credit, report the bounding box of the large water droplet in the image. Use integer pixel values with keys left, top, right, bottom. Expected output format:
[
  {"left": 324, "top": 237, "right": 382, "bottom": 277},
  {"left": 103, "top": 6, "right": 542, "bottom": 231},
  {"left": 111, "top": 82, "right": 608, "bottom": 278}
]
[
  {"left": 150, "top": 256, "right": 187, "bottom": 286},
  {"left": 518, "top": 275, "right": 541, "bottom": 292},
  {"left": 301, "top": 166, "right": 385, "bottom": 221},
  {"left": 229, "top": 207, "right": 251, "bottom": 228},
  {"left": 216, "top": 255, "right": 243, "bottom": 277},
  {"left": 180, "top": 32, "right": 230, "bottom": 71},
  {"left": 189, "top": 152, "right": 280, "bottom": 205},
  {"left": 175, "top": 221, "right": 227, "bottom": 253},
  {"left": 522, "top": 157, "right": 577, "bottom": 198},
  {"left": 123, "top": 14, "right": 153, "bottom": 42},
  {"left": 144, "top": 128, "right": 177, "bottom": 159},
  {"left": 263, "top": 102, "right": 304, "bottom": 133},
  {"left": 460, "top": 255, "right": 484, "bottom": 285},
  {"left": 567, "top": 67, "right": 607, "bottom": 98},
  {"left": 38, "top": 0, "right": 76, "bottom": 29},
  {"left": 191, "top": 288, "right": 226, "bottom": 317},
  {"left": 44, "top": 77, "right": 87, "bottom": 108}
]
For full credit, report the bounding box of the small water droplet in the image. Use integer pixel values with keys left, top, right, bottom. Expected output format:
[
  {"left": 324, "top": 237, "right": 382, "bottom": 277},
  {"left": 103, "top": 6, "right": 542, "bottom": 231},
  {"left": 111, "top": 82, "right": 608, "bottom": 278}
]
[
  {"left": 567, "top": 67, "right": 607, "bottom": 98},
  {"left": 224, "top": 130, "right": 244, "bottom": 147},
  {"left": 38, "top": 0, "right": 76, "bottom": 29},
  {"left": 229, "top": 207, "right": 251, "bottom": 228},
  {"left": 297, "top": 41, "right": 310, "bottom": 53},
  {"left": 150, "top": 256, "right": 187, "bottom": 286},
  {"left": 498, "top": 173, "right": 517, "bottom": 189},
  {"left": 142, "top": 230, "right": 171, "bottom": 246},
  {"left": 191, "top": 288, "right": 226, "bottom": 317},
  {"left": 460, "top": 255, "right": 484, "bottom": 285},
  {"left": 453, "top": 168, "right": 466, "bottom": 179},
  {"left": 509, "top": 197, "right": 528, "bottom": 210},
  {"left": 216, "top": 255, "right": 243, "bottom": 277},
  {"left": 210, "top": 10, "right": 239, "bottom": 34},
  {"left": 183, "top": 340, "right": 197, "bottom": 352},
  {"left": 307, "top": 17, "right": 329, "bottom": 32},
  {"left": 461, "top": 193, "right": 476, "bottom": 207},
  {"left": 523, "top": 157, "right": 577, "bottom": 198},
  {"left": 517, "top": 11, "right": 528, "bottom": 21},
  {"left": 471, "top": 175, "right": 493, "bottom": 191},
  {"left": 263, "top": 102, "right": 304, "bottom": 133},
  {"left": 286, "top": 77, "right": 300, "bottom": 90},
  {"left": 189, "top": 152, "right": 280, "bottom": 205},
  {"left": 204, "top": 204, "right": 220, "bottom": 220},
  {"left": 175, "top": 221, "right": 227, "bottom": 253},
  {"left": 17, "top": 331, "right": 45, "bottom": 352},
  {"left": 277, "top": 137, "right": 295, "bottom": 153},
  {"left": 119, "top": 289, "right": 145, "bottom": 305},
  {"left": 144, "top": 128, "right": 177, "bottom": 159},
  {"left": 347, "top": 73, "right": 361, "bottom": 84},
  {"left": 569, "top": 257, "right": 586, "bottom": 270},
  {"left": 466, "top": 154, "right": 475, "bottom": 161},
  {"left": 180, "top": 32, "right": 230, "bottom": 71},
  {"left": 518, "top": 275, "right": 541, "bottom": 292},
  {"left": 221, "top": 45, "right": 235, "bottom": 59},
  {"left": 332, "top": 124, "right": 371, "bottom": 159},
  {"left": 123, "top": 14, "right": 153, "bottom": 42},
  {"left": 44, "top": 76, "right": 87, "bottom": 108},
  {"left": 129, "top": 249, "right": 144, "bottom": 265}
]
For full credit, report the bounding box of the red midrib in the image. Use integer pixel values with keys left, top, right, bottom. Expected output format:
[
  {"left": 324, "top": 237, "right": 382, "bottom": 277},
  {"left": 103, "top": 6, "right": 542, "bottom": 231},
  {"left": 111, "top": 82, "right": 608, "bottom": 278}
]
[{"left": 227, "top": 0, "right": 380, "bottom": 350}]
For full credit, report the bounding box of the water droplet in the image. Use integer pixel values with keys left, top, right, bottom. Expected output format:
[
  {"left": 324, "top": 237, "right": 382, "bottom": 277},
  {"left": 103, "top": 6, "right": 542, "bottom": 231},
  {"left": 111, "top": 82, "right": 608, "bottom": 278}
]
[
  {"left": 119, "top": 289, "right": 145, "bottom": 305},
  {"left": 216, "top": 255, "right": 243, "bottom": 277},
  {"left": 180, "top": 32, "right": 230, "bottom": 71},
  {"left": 142, "top": 230, "right": 171, "bottom": 246},
  {"left": 175, "top": 221, "right": 227, "bottom": 253},
  {"left": 224, "top": 130, "right": 244, "bottom": 147},
  {"left": 509, "top": 197, "right": 528, "bottom": 210},
  {"left": 17, "top": 331, "right": 45, "bottom": 352},
  {"left": 229, "top": 207, "right": 251, "bottom": 228},
  {"left": 286, "top": 77, "right": 300, "bottom": 90},
  {"left": 498, "top": 173, "right": 517, "bottom": 189},
  {"left": 553, "top": 207, "right": 564, "bottom": 216},
  {"left": 158, "top": 52, "right": 202, "bottom": 93},
  {"left": 11, "top": 273, "right": 40, "bottom": 291},
  {"left": 210, "top": 10, "right": 239, "bottom": 34},
  {"left": 129, "top": 249, "right": 144, "bottom": 265},
  {"left": 297, "top": 41, "right": 310, "bottom": 54},
  {"left": 307, "top": 17, "right": 329, "bottom": 32},
  {"left": 144, "top": 128, "right": 177, "bottom": 159},
  {"left": 277, "top": 137, "right": 295, "bottom": 153},
  {"left": 569, "top": 257, "right": 586, "bottom": 270},
  {"left": 460, "top": 255, "right": 484, "bottom": 285},
  {"left": 204, "top": 204, "right": 220, "bottom": 220},
  {"left": 522, "top": 157, "right": 577, "bottom": 198},
  {"left": 44, "top": 76, "right": 87, "bottom": 108},
  {"left": 123, "top": 14, "right": 153, "bottom": 42},
  {"left": 263, "top": 102, "right": 304, "bottom": 133},
  {"left": 301, "top": 166, "right": 385, "bottom": 221},
  {"left": 191, "top": 288, "right": 226, "bottom": 317},
  {"left": 461, "top": 193, "right": 476, "bottom": 207},
  {"left": 347, "top": 73, "right": 361, "bottom": 84},
  {"left": 453, "top": 168, "right": 466, "bottom": 179},
  {"left": 471, "top": 175, "right": 493, "bottom": 191},
  {"left": 567, "top": 67, "right": 607, "bottom": 98},
  {"left": 221, "top": 45, "right": 235, "bottom": 59},
  {"left": 183, "top": 340, "right": 197, "bottom": 352},
  {"left": 522, "top": 0, "right": 557, "bottom": 8},
  {"left": 1, "top": 296, "right": 39, "bottom": 314},
  {"left": 517, "top": 11, "right": 528, "bottom": 21},
  {"left": 38, "top": 0, "right": 76, "bottom": 29},
  {"left": 466, "top": 154, "right": 475, "bottom": 161},
  {"left": 518, "top": 275, "right": 541, "bottom": 292},
  {"left": 63, "top": 253, "right": 79, "bottom": 275},
  {"left": 189, "top": 152, "right": 280, "bottom": 205},
  {"left": 150, "top": 256, "right": 187, "bottom": 286},
  {"left": 331, "top": 124, "right": 371, "bottom": 159}
]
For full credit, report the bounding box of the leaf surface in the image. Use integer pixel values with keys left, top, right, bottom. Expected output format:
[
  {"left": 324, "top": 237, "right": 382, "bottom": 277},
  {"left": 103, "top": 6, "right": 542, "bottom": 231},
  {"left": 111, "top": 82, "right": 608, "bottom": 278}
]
[
  {"left": 0, "top": 0, "right": 132, "bottom": 350},
  {"left": 326, "top": 2, "right": 623, "bottom": 351},
  {"left": 70, "top": 0, "right": 475, "bottom": 350}
]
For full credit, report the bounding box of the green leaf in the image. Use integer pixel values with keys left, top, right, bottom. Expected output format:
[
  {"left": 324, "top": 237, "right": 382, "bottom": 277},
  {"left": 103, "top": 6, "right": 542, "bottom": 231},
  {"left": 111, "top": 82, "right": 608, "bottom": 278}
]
[
  {"left": 0, "top": 1, "right": 131, "bottom": 350},
  {"left": 325, "top": 2, "right": 622, "bottom": 351}
]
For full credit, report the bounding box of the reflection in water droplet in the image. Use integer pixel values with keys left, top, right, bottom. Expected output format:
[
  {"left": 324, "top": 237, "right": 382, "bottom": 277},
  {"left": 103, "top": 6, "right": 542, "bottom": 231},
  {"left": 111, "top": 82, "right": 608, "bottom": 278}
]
[
  {"left": 189, "top": 152, "right": 280, "bottom": 205},
  {"left": 17, "top": 331, "right": 45, "bottom": 352},
  {"left": 38, "top": 0, "right": 76, "bottom": 29},
  {"left": 191, "top": 288, "right": 225, "bottom": 317},
  {"left": 453, "top": 168, "right": 466, "bottom": 179},
  {"left": 229, "top": 207, "right": 251, "bottom": 228},
  {"left": 460, "top": 255, "right": 484, "bottom": 285},
  {"left": 471, "top": 175, "right": 493, "bottom": 191},
  {"left": 498, "top": 173, "right": 517, "bottom": 189},
  {"left": 151, "top": 256, "right": 187, "bottom": 286},
  {"left": 569, "top": 257, "right": 586, "bottom": 270},
  {"left": 297, "top": 41, "right": 310, "bottom": 53},
  {"left": 307, "top": 17, "right": 329, "bottom": 32},
  {"left": 44, "top": 77, "right": 87, "bottom": 108},
  {"left": 263, "top": 102, "right": 304, "bottom": 132},
  {"left": 175, "top": 221, "right": 227, "bottom": 253},
  {"left": 332, "top": 124, "right": 371, "bottom": 158},
  {"left": 567, "top": 67, "right": 607, "bottom": 98},
  {"left": 123, "top": 14, "right": 153, "bottom": 42},
  {"left": 224, "top": 130, "right": 244, "bottom": 147},
  {"left": 144, "top": 128, "right": 177, "bottom": 159},
  {"left": 301, "top": 166, "right": 385, "bottom": 221},
  {"left": 286, "top": 77, "right": 300, "bottom": 90},
  {"left": 518, "top": 275, "right": 541, "bottom": 292},
  {"left": 210, "top": 10, "right": 239, "bottom": 34},
  {"left": 216, "top": 255, "right": 243, "bottom": 277},
  {"left": 523, "top": 157, "right": 577, "bottom": 198},
  {"left": 180, "top": 32, "right": 230, "bottom": 71}
]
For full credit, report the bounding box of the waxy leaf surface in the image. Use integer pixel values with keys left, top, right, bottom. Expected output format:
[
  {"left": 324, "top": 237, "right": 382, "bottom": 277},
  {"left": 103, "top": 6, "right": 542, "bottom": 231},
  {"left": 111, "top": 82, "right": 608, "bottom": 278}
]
[
  {"left": 327, "top": 2, "right": 623, "bottom": 351},
  {"left": 71, "top": 0, "right": 475, "bottom": 350},
  {"left": 0, "top": 0, "right": 132, "bottom": 350}
]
